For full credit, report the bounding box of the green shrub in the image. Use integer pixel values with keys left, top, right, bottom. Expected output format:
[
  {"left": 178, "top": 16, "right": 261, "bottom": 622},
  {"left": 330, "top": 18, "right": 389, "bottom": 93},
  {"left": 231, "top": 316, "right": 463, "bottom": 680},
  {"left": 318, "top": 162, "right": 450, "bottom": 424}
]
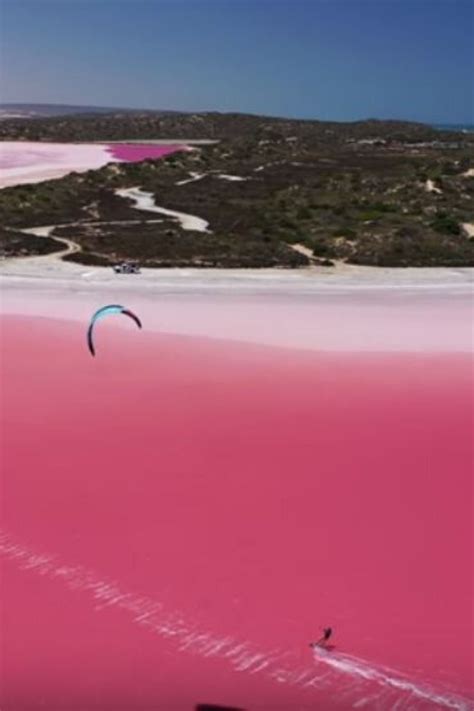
[
  {"left": 296, "top": 206, "right": 312, "bottom": 220},
  {"left": 312, "top": 239, "right": 335, "bottom": 257},
  {"left": 358, "top": 210, "right": 382, "bottom": 221},
  {"left": 333, "top": 227, "right": 357, "bottom": 239},
  {"left": 430, "top": 215, "right": 460, "bottom": 235}
]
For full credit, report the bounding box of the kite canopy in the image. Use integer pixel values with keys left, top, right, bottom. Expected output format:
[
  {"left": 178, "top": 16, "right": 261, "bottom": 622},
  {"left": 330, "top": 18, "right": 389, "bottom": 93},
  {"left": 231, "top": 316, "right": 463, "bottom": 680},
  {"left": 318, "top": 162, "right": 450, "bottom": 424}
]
[{"left": 87, "top": 304, "right": 142, "bottom": 356}]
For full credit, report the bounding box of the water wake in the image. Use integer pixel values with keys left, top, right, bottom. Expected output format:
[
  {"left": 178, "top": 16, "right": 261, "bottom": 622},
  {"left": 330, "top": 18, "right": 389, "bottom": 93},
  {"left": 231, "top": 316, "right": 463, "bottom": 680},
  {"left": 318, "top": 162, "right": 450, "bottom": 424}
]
[
  {"left": 313, "top": 647, "right": 472, "bottom": 710},
  {"left": 1, "top": 530, "right": 471, "bottom": 710}
]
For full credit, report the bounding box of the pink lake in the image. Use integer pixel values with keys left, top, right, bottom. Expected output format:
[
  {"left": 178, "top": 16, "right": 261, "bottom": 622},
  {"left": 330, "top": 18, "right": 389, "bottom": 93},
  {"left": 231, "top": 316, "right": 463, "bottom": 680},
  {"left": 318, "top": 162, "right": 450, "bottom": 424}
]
[
  {"left": 106, "top": 143, "right": 187, "bottom": 162},
  {"left": 1, "top": 315, "right": 472, "bottom": 711},
  {"left": 0, "top": 141, "right": 185, "bottom": 188}
]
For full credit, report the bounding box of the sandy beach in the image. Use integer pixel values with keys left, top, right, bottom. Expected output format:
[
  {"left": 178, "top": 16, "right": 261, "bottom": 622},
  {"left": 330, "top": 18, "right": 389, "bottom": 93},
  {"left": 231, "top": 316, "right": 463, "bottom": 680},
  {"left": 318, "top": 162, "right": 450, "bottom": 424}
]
[{"left": 1, "top": 253, "right": 473, "bottom": 352}]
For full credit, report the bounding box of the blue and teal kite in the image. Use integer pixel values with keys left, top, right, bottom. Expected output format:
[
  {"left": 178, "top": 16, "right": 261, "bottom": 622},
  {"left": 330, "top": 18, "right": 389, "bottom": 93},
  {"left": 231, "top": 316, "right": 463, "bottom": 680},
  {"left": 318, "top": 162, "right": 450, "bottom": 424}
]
[{"left": 87, "top": 304, "right": 142, "bottom": 356}]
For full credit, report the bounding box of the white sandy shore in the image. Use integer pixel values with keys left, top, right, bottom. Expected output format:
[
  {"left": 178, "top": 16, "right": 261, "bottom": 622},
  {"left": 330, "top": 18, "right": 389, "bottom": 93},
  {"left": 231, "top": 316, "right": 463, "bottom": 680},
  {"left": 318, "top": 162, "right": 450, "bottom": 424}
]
[
  {"left": 1, "top": 254, "right": 472, "bottom": 352},
  {"left": 1, "top": 144, "right": 472, "bottom": 353}
]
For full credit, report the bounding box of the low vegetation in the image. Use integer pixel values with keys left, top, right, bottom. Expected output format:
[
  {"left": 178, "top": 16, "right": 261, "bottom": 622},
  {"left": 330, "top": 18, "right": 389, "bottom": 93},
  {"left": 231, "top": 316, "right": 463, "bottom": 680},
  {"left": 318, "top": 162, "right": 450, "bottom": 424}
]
[
  {"left": 0, "top": 112, "right": 473, "bottom": 267},
  {"left": 0, "top": 227, "right": 61, "bottom": 257}
]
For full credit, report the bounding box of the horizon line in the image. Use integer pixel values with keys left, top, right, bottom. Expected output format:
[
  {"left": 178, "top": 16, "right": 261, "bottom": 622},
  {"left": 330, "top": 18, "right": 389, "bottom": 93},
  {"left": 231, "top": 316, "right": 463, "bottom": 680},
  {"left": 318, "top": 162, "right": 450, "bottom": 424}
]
[{"left": 0, "top": 102, "right": 472, "bottom": 126}]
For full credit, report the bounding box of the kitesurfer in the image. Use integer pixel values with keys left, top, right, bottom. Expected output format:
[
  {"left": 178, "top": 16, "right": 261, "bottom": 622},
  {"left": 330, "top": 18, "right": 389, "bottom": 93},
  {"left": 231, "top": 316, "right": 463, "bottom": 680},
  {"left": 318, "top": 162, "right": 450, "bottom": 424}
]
[{"left": 309, "top": 627, "right": 333, "bottom": 648}]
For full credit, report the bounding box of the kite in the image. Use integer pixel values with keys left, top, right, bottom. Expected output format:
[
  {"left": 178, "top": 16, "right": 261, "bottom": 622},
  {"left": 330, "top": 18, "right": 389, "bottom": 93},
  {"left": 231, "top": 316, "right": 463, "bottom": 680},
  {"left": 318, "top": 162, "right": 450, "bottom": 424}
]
[{"left": 87, "top": 304, "right": 142, "bottom": 356}]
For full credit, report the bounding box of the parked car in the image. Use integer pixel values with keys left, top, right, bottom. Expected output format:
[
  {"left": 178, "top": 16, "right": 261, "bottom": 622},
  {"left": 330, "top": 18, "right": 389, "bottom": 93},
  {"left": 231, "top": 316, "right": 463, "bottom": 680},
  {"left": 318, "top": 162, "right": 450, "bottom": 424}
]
[{"left": 113, "top": 261, "right": 141, "bottom": 274}]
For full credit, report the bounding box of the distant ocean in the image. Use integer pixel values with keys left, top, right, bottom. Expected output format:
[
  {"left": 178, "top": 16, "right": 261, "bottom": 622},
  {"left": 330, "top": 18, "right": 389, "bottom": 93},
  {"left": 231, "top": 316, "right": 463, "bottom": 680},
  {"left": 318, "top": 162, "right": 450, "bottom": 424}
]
[{"left": 433, "top": 123, "right": 474, "bottom": 133}]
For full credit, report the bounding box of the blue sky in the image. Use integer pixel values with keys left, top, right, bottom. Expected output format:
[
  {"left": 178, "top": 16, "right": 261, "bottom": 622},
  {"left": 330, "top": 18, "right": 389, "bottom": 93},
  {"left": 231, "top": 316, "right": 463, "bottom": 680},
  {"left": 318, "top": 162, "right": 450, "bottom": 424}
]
[{"left": 1, "top": 0, "right": 472, "bottom": 123}]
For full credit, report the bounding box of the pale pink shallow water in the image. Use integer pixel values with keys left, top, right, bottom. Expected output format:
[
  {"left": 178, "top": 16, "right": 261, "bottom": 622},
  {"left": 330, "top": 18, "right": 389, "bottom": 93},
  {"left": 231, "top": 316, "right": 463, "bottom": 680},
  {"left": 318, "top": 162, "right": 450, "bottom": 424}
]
[
  {"left": 0, "top": 142, "right": 184, "bottom": 170},
  {"left": 0, "top": 141, "right": 185, "bottom": 188},
  {"left": 1, "top": 316, "right": 473, "bottom": 710}
]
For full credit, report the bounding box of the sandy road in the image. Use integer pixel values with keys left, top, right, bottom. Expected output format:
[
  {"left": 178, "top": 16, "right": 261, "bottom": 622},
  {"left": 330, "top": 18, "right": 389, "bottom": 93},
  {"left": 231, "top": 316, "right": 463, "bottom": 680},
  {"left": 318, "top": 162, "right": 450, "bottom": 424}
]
[
  {"left": 5, "top": 182, "right": 211, "bottom": 266},
  {"left": 20, "top": 225, "right": 82, "bottom": 259}
]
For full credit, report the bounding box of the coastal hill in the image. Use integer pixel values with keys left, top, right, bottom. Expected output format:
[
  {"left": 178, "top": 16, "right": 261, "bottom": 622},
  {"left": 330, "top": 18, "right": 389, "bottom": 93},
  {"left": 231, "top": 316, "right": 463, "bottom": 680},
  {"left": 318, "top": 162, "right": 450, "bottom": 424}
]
[
  {"left": 0, "top": 108, "right": 468, "bottom": 143},
  {"left": 0, "top": 103, "right": 178, "bottom": 120},
  {"left": 0, "top": 110, "right": 473, "bottom": 268}
]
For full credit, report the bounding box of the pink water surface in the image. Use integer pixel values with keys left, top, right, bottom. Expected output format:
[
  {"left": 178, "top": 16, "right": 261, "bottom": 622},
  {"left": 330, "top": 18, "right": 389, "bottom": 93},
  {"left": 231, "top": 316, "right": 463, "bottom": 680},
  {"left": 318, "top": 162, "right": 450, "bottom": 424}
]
[
  {"left": 1, "top": 316, "right": 472, "bottom": 710},
  {"left": 0, "top": 141, "right": 186, "bottom": 189},
  {"left": 106, "top": 143, "right": 186, "bottom": 162},
  {"left": 0, "top": 147, "right": 63, "bottom": 169}
]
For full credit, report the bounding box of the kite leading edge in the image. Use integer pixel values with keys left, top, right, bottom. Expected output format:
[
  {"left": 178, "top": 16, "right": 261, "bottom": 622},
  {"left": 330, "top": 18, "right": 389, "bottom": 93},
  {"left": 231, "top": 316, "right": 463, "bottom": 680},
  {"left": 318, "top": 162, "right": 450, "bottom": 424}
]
[{"left": 87, "top": 304, "right": 142, "bottom": 356}]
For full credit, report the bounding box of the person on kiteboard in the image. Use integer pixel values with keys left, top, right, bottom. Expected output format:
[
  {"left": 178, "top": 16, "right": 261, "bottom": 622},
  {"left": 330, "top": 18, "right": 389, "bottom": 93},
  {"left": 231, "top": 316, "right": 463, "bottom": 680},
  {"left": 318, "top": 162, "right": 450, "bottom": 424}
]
[{"left": 309, "top": 627, "right": 333, "bottom": 648}]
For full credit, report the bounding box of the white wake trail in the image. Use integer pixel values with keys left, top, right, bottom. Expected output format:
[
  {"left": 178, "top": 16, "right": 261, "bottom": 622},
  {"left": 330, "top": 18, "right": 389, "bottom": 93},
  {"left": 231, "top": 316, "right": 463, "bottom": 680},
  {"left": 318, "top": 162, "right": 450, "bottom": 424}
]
[
  {"left": 1, "top": 530, "right": 472, "bottom": 710},
  {"left": 312, "top": 647, "right": 472, "bottom": 710}
]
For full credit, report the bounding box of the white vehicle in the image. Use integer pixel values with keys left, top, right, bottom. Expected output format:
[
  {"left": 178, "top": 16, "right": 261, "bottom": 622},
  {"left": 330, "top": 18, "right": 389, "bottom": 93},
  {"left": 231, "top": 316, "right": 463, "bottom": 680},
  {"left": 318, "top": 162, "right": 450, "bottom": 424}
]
[{"left": 113, "top": 261, "right": 141, "bottom": 274}]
